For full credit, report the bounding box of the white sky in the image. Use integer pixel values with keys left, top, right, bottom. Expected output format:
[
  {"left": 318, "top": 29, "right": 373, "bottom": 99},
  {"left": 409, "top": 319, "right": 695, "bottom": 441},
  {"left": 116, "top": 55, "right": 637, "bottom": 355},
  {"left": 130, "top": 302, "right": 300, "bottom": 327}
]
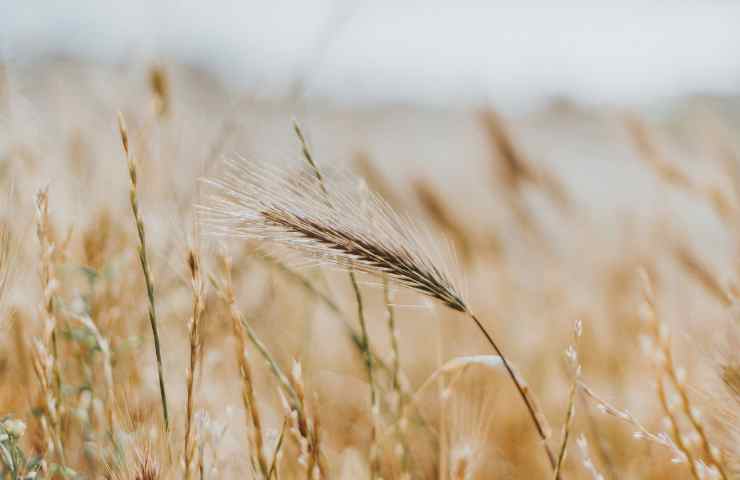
[{"left": 3, "top": 1, "right": 740, "bottom": 108}]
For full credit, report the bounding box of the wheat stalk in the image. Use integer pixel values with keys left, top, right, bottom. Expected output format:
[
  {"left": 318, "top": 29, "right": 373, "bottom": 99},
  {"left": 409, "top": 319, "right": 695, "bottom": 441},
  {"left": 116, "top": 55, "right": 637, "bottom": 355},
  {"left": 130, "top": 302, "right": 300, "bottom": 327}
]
[
  {"left": 384, "top": 276, "right": 410, "bottom": 477},
  {"left": 578, "top": 381, "right": 681, "bottom": 457},
  {"left": 215, "top": 253, "right": 321, "bottom": 478},
  {"left": 31, "top": 339, "right": 66, "bottom": 466},
  {"left": 292, "top": 121, "right": 380, "bottom": 478},
  {"left": 297, "top": 118, "right": 389, "bottom": 479},
  {"left": 117, "top": 112, "right": 170, "bottom": 432},
  {"left": 638, "top": 269, "right": 729, "bottom": 479},
  {"left": 200, "top": 150, "right": 559, "bottom": 474},
  {"left": 554, "top": 319, "right": 583, "bottom": 480},
  {"left": 34, "top": 188, "right": 67, "bottom": 465},
  {"left": 184, "top": 249, "right": 206, "bottom": 480}
]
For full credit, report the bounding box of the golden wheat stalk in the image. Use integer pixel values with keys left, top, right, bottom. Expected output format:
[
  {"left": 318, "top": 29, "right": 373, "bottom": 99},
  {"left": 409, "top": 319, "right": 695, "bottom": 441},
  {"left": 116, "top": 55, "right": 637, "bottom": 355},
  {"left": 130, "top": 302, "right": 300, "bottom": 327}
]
[
  {"left": 293, "top": 121, "right": 380, "bottom": 479},
  {"left": 184, "top": 250, "right": 206, "bottom": 480},
  {"left": 200, "top": 152, "right": 560, "bottom": 474},
  {"left": 31, "top": 340, "right": 66, "bottom": 466},
  {"left": 554, "top": 319, "right": 583, "bottom": 479},
  {"left": 578, "top": 381, "right": 680, "bottom": 455},
  {"left": 638, "top": 269, "right": 729, "bottom": 479},
  {"left": 233, "top": 305, "right": 270, "bottom": 477},
  {"left": 34, "top": 188, "right": 67, "bottom": 466},
  {"left": 117, "top": 112, "right": 170, "bottom": 432},
  {"left": 383, "top": 276, "right": 410, "bottom": 477}
]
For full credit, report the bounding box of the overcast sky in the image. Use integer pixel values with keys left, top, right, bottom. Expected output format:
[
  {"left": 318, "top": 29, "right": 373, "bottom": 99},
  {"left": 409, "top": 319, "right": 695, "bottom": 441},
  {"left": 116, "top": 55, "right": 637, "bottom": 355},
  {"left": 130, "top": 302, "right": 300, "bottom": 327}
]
[{"left": 3, "top": 1, "right": 740, "bottom": 108}]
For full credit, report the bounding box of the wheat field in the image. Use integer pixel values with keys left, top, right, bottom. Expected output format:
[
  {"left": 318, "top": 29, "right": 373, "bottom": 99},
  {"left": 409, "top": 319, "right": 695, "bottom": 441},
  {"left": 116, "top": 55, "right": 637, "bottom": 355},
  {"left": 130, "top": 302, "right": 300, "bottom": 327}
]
[{"left": 1, "top": 61, "right": 740, "bottom": 479}]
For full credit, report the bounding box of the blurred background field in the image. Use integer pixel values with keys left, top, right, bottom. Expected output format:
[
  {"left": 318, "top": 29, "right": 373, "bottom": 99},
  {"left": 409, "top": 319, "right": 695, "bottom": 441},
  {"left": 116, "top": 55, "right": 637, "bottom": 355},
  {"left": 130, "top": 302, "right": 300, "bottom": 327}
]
[{"left": 2, "top": 3, "right": 740, "bottom": 479}]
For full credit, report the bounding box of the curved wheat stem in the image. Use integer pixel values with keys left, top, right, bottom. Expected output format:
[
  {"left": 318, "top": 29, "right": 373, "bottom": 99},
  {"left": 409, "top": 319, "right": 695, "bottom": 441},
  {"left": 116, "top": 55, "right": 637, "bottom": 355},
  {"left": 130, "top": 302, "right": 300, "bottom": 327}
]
[{"left": 200, "top": 154, "right": 558, "bottom": 475}]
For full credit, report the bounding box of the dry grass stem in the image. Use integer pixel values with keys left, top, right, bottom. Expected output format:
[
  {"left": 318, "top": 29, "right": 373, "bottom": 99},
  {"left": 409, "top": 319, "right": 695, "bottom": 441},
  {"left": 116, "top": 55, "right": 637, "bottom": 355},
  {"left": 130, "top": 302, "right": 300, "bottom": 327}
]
[
  {"left": 118, "top": 111, "right": 171, "bottom": 432},
  {"left": 215, "top": 254, "right": 297, "bottom": 406},
  {"left": 384, "top": 276, "right": 410, "bottom": 476},
  {"left": 268, "top": 417, "right": 288, "bottom": 479},
  {"left": 34, "top": 188, "right": 66, "bottom": 465},
  {"left": 201, "top": 135, "right": 559, "bottom": 473},
  {"left": 554, "top": 319, "right": 583, "bottom": 479},
  {"left": 639, "top": 270, "right": 728, "bottom": 479},
  {"left": 292, "top": 120, "right": 379, "bottom": 478},
  {"left": 219, "top": 257, "right": 271, "bottom": 477},
  {"left": 578, "top": 381, "right": 681, "bottom": 456},
  {"left": 184, "top": 249, "right": 206, "bottom": 480}
]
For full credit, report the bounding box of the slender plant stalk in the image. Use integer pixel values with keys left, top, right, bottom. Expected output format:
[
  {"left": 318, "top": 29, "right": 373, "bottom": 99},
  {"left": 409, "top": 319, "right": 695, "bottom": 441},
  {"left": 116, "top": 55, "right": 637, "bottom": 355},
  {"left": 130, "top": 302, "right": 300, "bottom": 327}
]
[
  {"left": 268, "top": 418, "right": 288, "bottom": 479},
  {"left": 578, "top": 381, "right": 680, "bottom": 455},
  {"left": 35, "top": 190, "right": 62, "bottom": 402},
  {"left": 31, "top": 341, "right": 66, "bottom": 466},
  {"left": 289, "top": 361, "right": 327, "bottom": 479},
  {"left": 185, "top": 250, "right": 206, "bottom": 480},
  {"left": 554, "top": 319, "right": 582, "bottom": 479},
  {"left": 215, "top": 255, "right": 297, "bottom": 406},
  {"left": 236, "top": 326, "right": 270, "bottom": 478},
  {"left": 384, "top": 277, "right": 410, "bottom": 476},
  {"left": 470, "top": 314, "right": 559, "bottom": 474},
  {"left": 230, "top": 288, "right": 270, "bottom": 477},
  {"left": 639, "top": 270, "right": 728, "bottom": 479},
  {"left": 34, "top": 188, "right": 66, "bottom": 466},
  {"left": 117, "top": 112, "right": 170, "bottom": 432},
  {"left": 311, "top": 399, "right": 329, "bottom": 479},
  {"left": 261, "top": 254, "right": 435, "bottom": 446},
  {"left": 437, "top": 313, "right": 447, "bottom": 480},
  {"left": 293, "top": 120, "right": 380, "bottom": 478},
  {"left": 217, "top": 254, "right": 317, "bottom": 478},
  {"left": 261, "top": 254, "right": 395, "bottom": 378},
  {"left": 352, "top": 268, "right": 380, "bottom": 478},
  {"left": 201, "top": 125, "right": 559, "bottom": 476}
]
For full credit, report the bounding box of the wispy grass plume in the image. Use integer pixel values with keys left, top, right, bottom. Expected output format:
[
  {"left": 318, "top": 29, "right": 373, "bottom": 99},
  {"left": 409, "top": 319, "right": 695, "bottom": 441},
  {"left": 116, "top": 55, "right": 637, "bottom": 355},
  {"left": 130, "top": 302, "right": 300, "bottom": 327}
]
[{"left": 200, "top": 157, "right": 467, "bottom": 313}]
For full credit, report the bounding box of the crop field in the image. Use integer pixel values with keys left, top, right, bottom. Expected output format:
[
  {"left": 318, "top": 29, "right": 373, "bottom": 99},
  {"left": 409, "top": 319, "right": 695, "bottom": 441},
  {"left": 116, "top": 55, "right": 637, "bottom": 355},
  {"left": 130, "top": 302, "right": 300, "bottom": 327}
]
[{"left": 0, "top": 62, "right": 739, "bottom": 479}]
